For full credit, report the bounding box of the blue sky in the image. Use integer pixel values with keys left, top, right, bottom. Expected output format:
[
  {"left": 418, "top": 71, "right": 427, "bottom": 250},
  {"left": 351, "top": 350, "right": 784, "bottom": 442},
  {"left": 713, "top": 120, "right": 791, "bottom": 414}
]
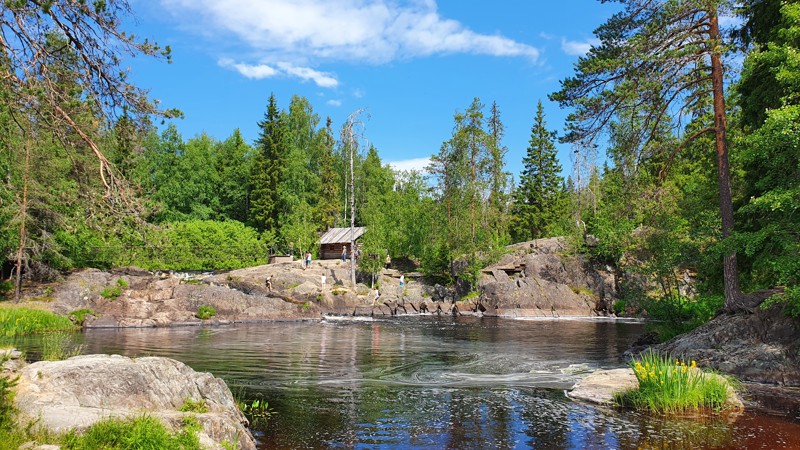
[{"left": 124, "top": 0, "right": 623, "bottom": 179}]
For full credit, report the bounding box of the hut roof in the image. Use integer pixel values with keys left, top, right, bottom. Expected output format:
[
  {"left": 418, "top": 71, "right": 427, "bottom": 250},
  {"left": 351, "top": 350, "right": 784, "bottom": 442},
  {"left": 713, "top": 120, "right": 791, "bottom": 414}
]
[{"left": 319, "top": 227, "right": 367, "bottom": 244}]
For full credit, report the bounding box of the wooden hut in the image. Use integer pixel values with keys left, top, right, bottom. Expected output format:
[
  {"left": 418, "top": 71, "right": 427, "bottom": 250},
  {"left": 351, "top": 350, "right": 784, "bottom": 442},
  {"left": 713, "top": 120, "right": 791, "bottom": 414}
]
[{"left": 319, "top": 227, "right": 366, "bottom": 260}]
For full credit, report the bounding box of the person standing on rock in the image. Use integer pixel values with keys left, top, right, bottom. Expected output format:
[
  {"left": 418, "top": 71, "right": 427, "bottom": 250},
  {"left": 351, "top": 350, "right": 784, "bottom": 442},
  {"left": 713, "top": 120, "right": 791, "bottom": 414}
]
[
  {"left": 266, "top": 275, "right": 273, "bottom": 292},
  {"left": 371, "top": 286, "right": 381, "bottom": 306},
  {"left": 321, "top": 274, "right": 326, "bottom": 290},
  {"left": 306, "top": 252, "right": 312, "bottom": 269},
  {"left": 399, "top": 274, "right": 405, "bottom": 288},
  {"left": 342, "top": 246, "right": 348, "bottom": 262}
]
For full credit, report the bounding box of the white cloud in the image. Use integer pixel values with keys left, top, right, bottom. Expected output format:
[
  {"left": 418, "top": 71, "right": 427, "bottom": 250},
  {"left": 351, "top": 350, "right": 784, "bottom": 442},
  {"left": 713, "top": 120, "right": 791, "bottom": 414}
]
[
  {"left": 218, "top": 59, "right": 339, "bottom": 87},
  {"left": 326, "top": 99, "right": 342, "bottom": 107},
  {"left": 218, "top": 58, "right": 277, "bottom": 79},
  {"left": 389, "top": 157, "right": 430, "bottom": 172},
  {"left": 161, "top": 0, "right": 540, "bottom": 65},
  {"left": 561, "top": 38, "right": 600, "bottom": 56}
]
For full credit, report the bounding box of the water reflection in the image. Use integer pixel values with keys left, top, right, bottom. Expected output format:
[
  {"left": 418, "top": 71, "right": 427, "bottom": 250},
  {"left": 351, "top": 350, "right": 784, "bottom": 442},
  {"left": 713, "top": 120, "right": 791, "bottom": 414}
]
[{"left": 14, "top": 316, "right": 800, "bottom": 449}]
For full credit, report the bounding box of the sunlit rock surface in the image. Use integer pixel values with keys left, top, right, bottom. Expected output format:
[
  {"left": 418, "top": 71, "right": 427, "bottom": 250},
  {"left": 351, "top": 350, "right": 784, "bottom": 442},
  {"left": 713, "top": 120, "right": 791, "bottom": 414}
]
[{"left": 15, "top": 354, "right": 256, "bottom": 450}]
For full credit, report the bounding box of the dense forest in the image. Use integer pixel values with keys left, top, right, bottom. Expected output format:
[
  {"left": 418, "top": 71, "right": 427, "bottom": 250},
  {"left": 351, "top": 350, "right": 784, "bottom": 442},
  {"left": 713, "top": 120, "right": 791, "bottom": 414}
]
[{"left": 1, "top": 0, "right": 798, "bottom": 321}]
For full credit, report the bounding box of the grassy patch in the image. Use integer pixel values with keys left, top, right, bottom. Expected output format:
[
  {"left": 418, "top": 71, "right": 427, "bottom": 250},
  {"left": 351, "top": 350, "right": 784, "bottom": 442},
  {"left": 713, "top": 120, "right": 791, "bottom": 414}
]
[
  {"left": 570, "top": 286, "right": 595, "bottom": 296},
  {"left": 0, "top": 308, "right": 76, "bottom": 337},
  {"left": 62, "top": 415, "right": 202, "bottom": 450},
  {"left": 614, "top": 350, "right": 734, "bottom": 414},
  {"left": 196, "top": 306, "right": 216, "bottom": 320},
  {"left": 179, "top": 398, "right": 208, "bottom": 414}
]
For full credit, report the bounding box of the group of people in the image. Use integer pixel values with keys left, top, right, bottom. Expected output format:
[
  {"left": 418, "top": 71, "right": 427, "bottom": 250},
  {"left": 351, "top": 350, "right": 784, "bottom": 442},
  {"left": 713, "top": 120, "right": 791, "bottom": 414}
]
[
  {"left": 302, "top": 251, "right": 312, "bottom": 269},
  {"left": 341, "top": 245, "right": 362, "bottom": 262}
]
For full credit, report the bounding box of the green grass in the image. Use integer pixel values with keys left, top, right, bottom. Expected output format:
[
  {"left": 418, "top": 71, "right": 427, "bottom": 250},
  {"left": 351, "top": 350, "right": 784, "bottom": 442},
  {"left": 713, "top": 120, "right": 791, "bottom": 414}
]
[
  {"left": 196, "top": 306, "right": 216, "bottom": 320},
  {"left": 179, "top": 398, "right": 208, "bottom": 413},
  {"left": 614, "top": 350, "right": 734, "bottom": 414},
  {"left": 0, "top": 308, "right": 76, "bottom": 337},
  {"left": 62, "top": 415, "right": 202, "bottom": 450}
]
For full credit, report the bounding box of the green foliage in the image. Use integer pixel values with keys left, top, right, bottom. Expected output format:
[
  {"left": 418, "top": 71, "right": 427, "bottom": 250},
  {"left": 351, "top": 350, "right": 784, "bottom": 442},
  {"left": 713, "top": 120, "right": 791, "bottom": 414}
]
[
  {"left": 134, "top": 220, "right": 268, "bottom": 271},
  {"left": 760, "top": 286, "right": 800, "bottom": 318},
  {"left": 196, "top": 306, "right": 216, "bottom": 320},
  {"left": 61, "top": 415, "right": 202, "bottom": 450},
  {"left": 0, "top": 308, "right": 76, "bottom": 337},
  {"left": 179, "top": 398, "right": 208, "bottom": 414},
  {"left": 237, "top": 398, "right": 274, "bottom": 429},
  {"left": 615, "top": 350, "right": 734, "bottom": 414},
  {"left": 638, "top": 294, "right": 725, "bottom": 342},
  {"left": 0, "top": 368, "right": 18, "bottom": 432},
  {"left": 68, "top": 309, "right": 94, "bottom": 326}
]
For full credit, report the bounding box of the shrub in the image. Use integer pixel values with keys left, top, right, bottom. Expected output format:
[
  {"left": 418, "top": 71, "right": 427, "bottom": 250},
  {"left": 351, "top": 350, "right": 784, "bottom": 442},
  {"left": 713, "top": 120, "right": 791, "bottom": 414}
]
[
  {"left": 196, "top": 306, "right": 216, "bottom": 320},
  {"left": 614, "top": 350, "right": 734, "bottom": 414},
  {"left": 641, "top": 294, "right": 724, "bottom": 342},
  {"left": 0, "top": 308, "right": 76, "bottom": 337},
  {"left": 62, "top": 415, "right": 201, "bottom": 450}
]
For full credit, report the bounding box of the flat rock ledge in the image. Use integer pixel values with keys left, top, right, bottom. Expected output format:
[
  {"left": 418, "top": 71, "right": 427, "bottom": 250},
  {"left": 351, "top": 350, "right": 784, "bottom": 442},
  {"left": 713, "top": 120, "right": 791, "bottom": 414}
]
[
  {"left": 15, "top": 354, "right": 256, "bottom": 450},
  {"left": 567, "top": 368, "right": 745, "bottom": 411},
  {"left": 567, "top": 368, "right": 638, "bottom": 405}
]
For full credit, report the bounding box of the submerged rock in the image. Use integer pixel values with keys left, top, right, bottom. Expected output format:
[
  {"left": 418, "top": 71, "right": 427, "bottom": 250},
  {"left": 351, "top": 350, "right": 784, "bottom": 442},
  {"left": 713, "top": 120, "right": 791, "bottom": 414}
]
[{"left": 15, "top": 354, "right": 256, "bottom": 450}]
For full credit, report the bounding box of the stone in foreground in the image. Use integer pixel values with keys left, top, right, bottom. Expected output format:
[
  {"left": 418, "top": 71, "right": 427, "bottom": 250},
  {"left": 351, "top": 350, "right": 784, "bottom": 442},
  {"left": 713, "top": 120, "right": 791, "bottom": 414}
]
[
  {"left": 15, "top": 354, "right": 256, "bottom": 450},
  {"left": 567, "top": 368, "right": 638, "bottom": 405}
]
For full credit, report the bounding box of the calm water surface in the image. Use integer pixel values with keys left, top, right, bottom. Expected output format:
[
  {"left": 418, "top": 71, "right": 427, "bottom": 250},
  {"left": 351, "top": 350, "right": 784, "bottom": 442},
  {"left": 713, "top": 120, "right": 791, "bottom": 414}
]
[{"left": 21, "top": 316, "right": 800, "bottom": 449}]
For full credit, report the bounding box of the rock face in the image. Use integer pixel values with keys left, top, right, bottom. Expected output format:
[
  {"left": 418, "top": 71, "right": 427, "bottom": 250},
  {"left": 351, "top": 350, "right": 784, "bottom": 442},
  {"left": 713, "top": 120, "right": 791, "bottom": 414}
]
[
  {"left": 15, "top": 354, "right": 257, "bottom": 450},
  {"left": 52, "top": 268, "right": 319, "bottom": 328},
  {"left": 656, "top": 308, "right": 800, "bottom": 387},
  {"left": 46, "top": 238, "right": 622, "bottom": 325},
  {"left": 479, "top": 238, "right": 617, "bottom": 317}
]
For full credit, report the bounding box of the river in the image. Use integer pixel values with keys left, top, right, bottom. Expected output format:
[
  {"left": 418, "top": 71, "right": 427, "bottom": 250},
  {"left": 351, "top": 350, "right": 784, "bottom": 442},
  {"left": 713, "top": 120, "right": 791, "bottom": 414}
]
[{"left": 19, "top": 316, "right": 800, "bottom": 449}]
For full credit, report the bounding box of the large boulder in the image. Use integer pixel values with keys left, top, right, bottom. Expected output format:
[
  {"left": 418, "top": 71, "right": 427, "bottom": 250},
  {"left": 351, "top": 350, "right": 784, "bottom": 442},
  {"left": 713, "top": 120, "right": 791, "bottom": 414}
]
[
  {"left": 656, "top": 307, "right": 800, "bottom": 387},
  {"left": 15, "top": 354, "right": 256, "bottom": 450}
]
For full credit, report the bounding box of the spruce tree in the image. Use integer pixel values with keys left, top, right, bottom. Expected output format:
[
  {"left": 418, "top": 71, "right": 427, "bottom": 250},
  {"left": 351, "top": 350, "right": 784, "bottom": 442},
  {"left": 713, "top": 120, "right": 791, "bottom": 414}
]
[
  {"left": 513, "top": 101, "right": 564, "bottom": 241},
  {"left": 250, "top": 93, "right": 285, "bottom": 233}
]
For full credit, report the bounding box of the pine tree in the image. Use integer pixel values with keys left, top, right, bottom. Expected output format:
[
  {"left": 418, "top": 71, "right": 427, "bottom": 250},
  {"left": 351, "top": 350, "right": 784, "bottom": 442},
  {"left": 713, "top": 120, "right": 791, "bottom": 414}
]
[
  {"left": 513, "top": 101, "right": 564, "bottom": 241},
  {"left": 250, "top": 94, "right": 286, "bottom": 233}
]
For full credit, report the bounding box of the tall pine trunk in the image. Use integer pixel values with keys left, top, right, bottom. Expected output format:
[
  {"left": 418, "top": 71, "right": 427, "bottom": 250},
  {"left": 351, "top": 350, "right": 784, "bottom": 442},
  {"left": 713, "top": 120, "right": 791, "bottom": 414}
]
[
  {"left": 14, "top": 132, "right": 31, "bottom": 303},
  {"left": 709, "top": 10, "right": 742, "bottom": 310}
]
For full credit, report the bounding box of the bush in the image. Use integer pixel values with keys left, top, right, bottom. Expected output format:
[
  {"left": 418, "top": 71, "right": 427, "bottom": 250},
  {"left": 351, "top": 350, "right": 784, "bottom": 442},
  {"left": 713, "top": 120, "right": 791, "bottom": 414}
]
[
  {"left": 134, "top": 220, "right": 268, "bottom": 271},
  {"left": 640, "top": 294, "right": 724, "bottom": 342},
  {"left": 761, "top": 286, "right": 800, "bottom": 318},
  {"left": 0, "top": 308, "right": 76, "bottom": 337},
  {"left": 99, "top": 280, "right": 126, "bottom": 300},
  {"left": 196, "top": 306, "right": 216, "bottom": 320},
  {"left": 615, "top": 350, "right": 734, "bottom": 414}
]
